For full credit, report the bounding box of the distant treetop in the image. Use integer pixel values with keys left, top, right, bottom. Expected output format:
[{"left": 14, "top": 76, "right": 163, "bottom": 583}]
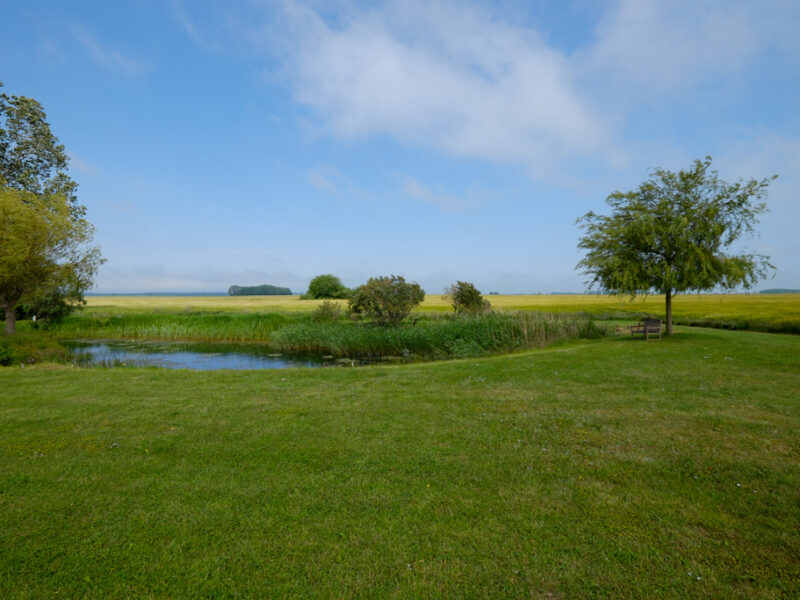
[{"left": 228, "top": 284, "right": 292, "bottom": 296}]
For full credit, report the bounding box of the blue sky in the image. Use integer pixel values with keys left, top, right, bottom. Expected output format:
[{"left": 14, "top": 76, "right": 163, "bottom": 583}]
[{"left": 2, "top": 0, "right": 798, "bottom": 294}]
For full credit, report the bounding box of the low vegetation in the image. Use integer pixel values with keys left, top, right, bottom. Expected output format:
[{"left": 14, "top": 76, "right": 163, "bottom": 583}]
[
  {"left": 2, "top": 327, "right": 798, "bottom": 598},
  {"left": 272, "top": 311, "right": 606, "bottom": 360}
]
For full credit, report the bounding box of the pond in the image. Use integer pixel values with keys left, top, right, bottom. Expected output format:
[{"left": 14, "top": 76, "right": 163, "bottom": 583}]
[{"left": 63, "top": 340, "right": 336, "bottom": 370}]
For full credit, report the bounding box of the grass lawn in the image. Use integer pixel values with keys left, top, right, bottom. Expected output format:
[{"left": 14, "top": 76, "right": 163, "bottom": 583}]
[{"left": 1, "top": 327, "right": 798, "bottom": 598}]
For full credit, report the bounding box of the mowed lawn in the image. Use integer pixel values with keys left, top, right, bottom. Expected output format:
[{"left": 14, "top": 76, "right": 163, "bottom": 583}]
[{"left": 1, "top": 327, "right": 799, "bottom": 598}]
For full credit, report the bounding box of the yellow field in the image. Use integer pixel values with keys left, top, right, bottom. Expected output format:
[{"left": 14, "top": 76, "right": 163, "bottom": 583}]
[{"left": 84, "top": 293, "right": 800, "bottom": 325}]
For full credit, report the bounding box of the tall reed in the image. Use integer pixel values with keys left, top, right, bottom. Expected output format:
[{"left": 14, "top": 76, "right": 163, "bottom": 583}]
[
  {"left": 51, "top": 312, "right": 294, "bottom": 342},
  {"left": 270, "top": 311, "right": 608, "bottom": 359}
]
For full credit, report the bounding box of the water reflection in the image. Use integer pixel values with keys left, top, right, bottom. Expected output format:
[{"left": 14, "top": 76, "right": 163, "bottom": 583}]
[{"left": 64, "top": 340, "right": 327, "bottom": 370}]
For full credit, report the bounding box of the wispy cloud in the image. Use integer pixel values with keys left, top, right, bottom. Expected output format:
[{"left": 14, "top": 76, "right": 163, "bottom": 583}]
[
  {"left": 581, "top": 0, "right": 763, "bottom": 100},
  {"left": 307, "top": 166, "right": 343, "bottom": 197},
  {"left": 268, "top": 0, "right": 612, "bottom": 177},
  {"left": 68, "top": 153, "right": 99, "bottom": 175},
  {"left": 72, "top": 25, "right": 149, "bottom": 77},
  {"left": 399, "top": 175, "right": 467, "bottom": 213},
  {"left": 257, "top": 0, "right": 798, "bottom": 181},
  {"left": 171, "top": 0, "right": 222, "bottom": 51}
]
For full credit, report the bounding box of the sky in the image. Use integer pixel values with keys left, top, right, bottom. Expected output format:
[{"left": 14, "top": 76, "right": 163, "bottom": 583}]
[{"left": 2, "top": 0, "right": 798, "bottom": 294}]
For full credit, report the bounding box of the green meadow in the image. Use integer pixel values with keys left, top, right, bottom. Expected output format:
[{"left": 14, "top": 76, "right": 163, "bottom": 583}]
[{"left": 1, "top": 296, "right": 799, "bottom": 597}]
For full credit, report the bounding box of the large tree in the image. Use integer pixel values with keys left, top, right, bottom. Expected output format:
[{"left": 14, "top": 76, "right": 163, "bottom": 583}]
[
  {"left": 0, "top": 82, "right": 81, "bottom": 216},
  {"left": 576, "top": 156, "right": 775, "bottom": 335},
  {"left": 1, "top": 84, "right": 102, "bottom": 334},
  {"left": 0, "top": 187, "right": 102, "bottom": 335}
]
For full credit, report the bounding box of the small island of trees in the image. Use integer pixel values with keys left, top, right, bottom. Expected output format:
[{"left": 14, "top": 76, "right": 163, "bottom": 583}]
[{"left": 228, "top": 284, "right": 292, "bottom": 296}]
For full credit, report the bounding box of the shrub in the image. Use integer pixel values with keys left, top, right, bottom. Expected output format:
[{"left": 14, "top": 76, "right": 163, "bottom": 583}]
[
  {"left": 312, "top": 300, "right": 343, "bottom": 322},
  {"left": 0, "top": 340, "right": 13, "bottom": 366},
  {"left": 303, "top": 274, "right": 350, "bottom": 299},
  {"left": 348, "top": 275, "right": 425, "bottom": 326},
  {"left": 444, "top": 281, "right": 491, "bottom": 315},
  {"left": 15, "top": 288, "right": 83, "bottom": 325}
]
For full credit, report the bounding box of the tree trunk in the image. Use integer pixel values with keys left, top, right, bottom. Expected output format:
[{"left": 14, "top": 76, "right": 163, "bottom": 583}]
[
  {"left": 665, "top": 290, "right": 673, "bottom": 336},
  {"left": 4, "top": 302, "right": 16, "bottom": 336}
]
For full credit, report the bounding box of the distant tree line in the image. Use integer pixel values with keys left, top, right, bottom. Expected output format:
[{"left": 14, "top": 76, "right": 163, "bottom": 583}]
[
  {"left": 228, "top": 284, "right": 292, "bottom": 296},
  {"left": 759, "top": 289, "right": 799, "bottom": 294}
]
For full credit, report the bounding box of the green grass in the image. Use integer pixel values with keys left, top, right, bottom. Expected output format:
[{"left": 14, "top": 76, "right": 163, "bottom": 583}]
[
  {"left": 71, "top": 292, "right": 800, "bottom": 335},
  {"left": 2, "top": 327, "right": 798, "bottom": 598}
]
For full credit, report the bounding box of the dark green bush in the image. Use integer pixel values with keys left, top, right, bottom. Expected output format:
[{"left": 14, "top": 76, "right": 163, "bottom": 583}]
[
  {"left": 0, "top": 340, "right": 13, "bottom": 366},
  {"left": 444, "top": 281, "right": 491, "bottom": 315},
  {"left": 15, "top": 288, "right": 83, "bottom": 325},
  {"left": 303, "top": 274, "right": 350, "bottom": 299},
  {"left": 348, "top": 275, "right": 425, "bottom": 326}
]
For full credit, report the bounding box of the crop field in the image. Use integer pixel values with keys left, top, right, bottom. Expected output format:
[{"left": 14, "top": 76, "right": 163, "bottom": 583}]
[
  {"left": 82, "top": 293, "right": 800, "bottom": 333},
  {"left": 2, "top": 326, "right": 799, "bottom": 598}
]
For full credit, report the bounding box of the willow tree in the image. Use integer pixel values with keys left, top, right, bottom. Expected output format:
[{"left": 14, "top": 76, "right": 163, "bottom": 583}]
[
  {"left": 0, "top": 186, "right": 102, "bottom": 335},
  {"left": 576, "top": 156, "right": 775, "bottom": 335},
  {"left": 1, "top": 83, "right": 103, "bottom": 334}
]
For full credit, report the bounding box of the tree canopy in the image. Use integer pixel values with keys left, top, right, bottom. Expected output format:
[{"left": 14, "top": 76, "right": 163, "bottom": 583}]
[
  {"left": 228, "top": 284, "right": 292, "bottom": 296},
  {"left": 0, "top": 187, "right": 103, "bottom": 335},
  {"left": 1, "top": 83, "right": 81, "bottom": 216},
  {"left": 348, "top": 275, "right": 424, "bottom": 326},
  {"left": 444, "top": 281, "right": 491, "bottom": 315},
  {"left": 1, "top": 84, "right": 102, "bottom": 334},
  {"left": 576, "top": 156, "right": 775, "bottom": 335},
  {"left": 304, "top": 274, "right": 350, "bottom": 299}
]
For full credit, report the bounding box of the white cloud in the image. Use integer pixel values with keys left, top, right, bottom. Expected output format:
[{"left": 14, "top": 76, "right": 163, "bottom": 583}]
[
  {"left": 171, "top": 0, "right": 223, "bottom": 51},
  {"left": 269, "top": 0, "right": 612, "bottom": 175},
  {"left": 72, "top": 25, "right": 149, "bottom": 77},
  {"left": 582, "top": 0, "right": 800, "bottom": 101},
  {"left": 399, "top": 175, "right": 466, "bottom": 213},
  {"left": 307, "top": 166, "right": 342, "bottom": 196}
]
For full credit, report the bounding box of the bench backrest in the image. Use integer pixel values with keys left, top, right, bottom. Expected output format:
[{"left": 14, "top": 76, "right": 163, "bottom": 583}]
[{"left": 643, "top": 318, "right": 662, "bottom": 329}]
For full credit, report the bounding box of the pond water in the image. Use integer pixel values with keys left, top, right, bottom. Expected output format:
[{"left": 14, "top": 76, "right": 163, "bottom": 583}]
[{"left": 63, "top": 340, "right": 331, "bottom": 370}]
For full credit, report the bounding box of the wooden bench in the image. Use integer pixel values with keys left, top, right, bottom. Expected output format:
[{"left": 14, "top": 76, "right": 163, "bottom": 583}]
[{"left": 630, "top": 318, "right": 662, "bottom": 340}]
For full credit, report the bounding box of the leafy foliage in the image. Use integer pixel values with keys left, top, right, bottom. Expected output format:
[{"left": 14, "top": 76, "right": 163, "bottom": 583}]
[
  {"left": 0, "top": 83, "right": 81, "bottom": 215},
  {"left": 444, "top": 281, "right": 491, "bottom": 315},
  {"left": 15, "top": 288, "right": 80, "bottom": 324},
  {"left": 0, "top": 186, "right": 103, "bottom": 335},
  {"left": 228, "top": 284, "right": 292, "bottom": 296},
  {"left": 312, "top": 300, "right": 343, "bottom": 322},
  {"left": 577, "top": 156, "right": 775, "bottom": 334},
  {"left": 348, "top": 275, "right": 425, "bottom": 326},
  {"left": 303, "top": 274, "right": 350, "bottom": 299}
]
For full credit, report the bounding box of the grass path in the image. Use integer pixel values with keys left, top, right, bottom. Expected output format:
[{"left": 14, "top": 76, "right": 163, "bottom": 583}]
[{"left": 1, "top": 328, "right": 799, "bottom": 598}]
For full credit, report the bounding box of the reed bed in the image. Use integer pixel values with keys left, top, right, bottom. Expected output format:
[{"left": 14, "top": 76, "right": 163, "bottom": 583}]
[
  {"left": 52, "top": 311, "right": 294, "bottom": 342},
  {"left": 270, "top": 311, "right": 608, "bottom": 359}
]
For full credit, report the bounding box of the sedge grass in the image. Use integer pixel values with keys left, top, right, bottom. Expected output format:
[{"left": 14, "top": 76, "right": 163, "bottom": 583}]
[{"left": 1, "top": 327, "right": 798, "bottom": 598}]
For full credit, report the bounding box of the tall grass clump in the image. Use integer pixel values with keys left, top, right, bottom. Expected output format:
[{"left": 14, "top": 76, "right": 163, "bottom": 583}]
[
  {"left": 271, "top": 311, "right": 609, "bottom": 359},
  {"left": 49, "top": 311, "right": 297, "bottom": 342}
]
